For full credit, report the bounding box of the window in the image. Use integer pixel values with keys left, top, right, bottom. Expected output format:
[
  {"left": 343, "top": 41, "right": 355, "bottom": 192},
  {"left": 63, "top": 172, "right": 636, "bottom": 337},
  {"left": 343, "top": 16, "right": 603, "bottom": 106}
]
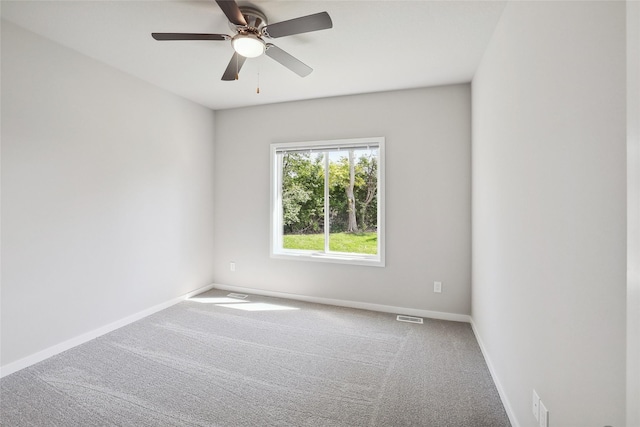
[{"left": 270, "top": 137, "right": 385, "bottom": 266}]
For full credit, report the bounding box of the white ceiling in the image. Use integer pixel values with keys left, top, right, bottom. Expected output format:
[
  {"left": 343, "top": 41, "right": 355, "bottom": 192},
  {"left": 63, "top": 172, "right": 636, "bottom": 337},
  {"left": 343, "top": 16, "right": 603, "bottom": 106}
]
[{"left": 1, "top": 0, "right": 506, "bottom": 110}]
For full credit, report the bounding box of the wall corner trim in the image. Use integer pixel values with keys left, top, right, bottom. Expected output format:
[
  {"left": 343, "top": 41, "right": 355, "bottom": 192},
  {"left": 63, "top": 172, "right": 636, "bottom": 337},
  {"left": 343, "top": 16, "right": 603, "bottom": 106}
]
[
  {"left": 470, "top": 318, "right": 521, "bottom": 427},
  {"left": 0, "top": 283, "right": 217, "bottom": 378}
]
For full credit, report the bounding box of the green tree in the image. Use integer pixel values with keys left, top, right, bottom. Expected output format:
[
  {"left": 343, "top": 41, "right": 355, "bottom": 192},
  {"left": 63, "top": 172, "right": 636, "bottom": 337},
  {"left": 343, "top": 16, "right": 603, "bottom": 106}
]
[
  {"left": 356, "top": 154, "right": 377, "bottom": 231},
  {"left": 346, "top": 150, "right": 358, "bottom": 232},
  {"left": 329, "top": 155, "right": 350, "bottom": 232},
  {"left": 329, "top": 151, "right": 372, "bottom": 233},
  {"left": 283, "top": 149, "right": 378, "bottom": 235},
  {"left": 282, "top": 153, "right": 324, "bottom": 234}
]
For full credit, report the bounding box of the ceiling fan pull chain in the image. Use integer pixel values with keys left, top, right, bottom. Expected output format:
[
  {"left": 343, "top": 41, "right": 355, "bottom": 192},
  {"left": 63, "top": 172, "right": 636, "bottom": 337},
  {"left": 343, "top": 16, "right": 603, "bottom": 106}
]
[{"left": 257, "top": 64, "right": 260, "bottom": 94}]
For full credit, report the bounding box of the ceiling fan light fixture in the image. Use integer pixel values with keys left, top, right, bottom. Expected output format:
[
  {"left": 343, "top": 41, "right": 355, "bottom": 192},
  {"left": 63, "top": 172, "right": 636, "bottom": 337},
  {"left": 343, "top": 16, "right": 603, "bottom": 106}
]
[{"left": 232, "top": 34, "right": 265, "bottom": 58}]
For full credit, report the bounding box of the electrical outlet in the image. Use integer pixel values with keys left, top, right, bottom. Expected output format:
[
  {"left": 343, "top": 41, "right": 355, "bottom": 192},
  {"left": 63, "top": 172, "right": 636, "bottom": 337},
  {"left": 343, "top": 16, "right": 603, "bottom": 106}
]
[
  {"left": 230, "top": 262, "right": 236, "bottom": 272},
  {"left": 532, "top": 390, "right": 540, "bottom": 421},
  {"left": 434, "top": 281, "right": 442, "bottom": 293},
  {"left": 539, "top": 400, "right": 549, "bottom": 427}
]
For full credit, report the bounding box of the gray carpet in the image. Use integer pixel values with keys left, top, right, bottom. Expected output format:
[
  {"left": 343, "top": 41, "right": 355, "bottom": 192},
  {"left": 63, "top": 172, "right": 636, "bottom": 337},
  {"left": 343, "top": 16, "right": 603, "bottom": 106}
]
[{"left": 0, "top": 289, "right": 510, "bottom": 426}]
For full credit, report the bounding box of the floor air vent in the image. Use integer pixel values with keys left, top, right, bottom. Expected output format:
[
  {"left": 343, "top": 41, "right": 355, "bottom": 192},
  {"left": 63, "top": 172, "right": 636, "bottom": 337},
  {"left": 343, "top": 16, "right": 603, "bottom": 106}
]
[
  {"left": 227, "top": 293, "right": 248, "bottom": 299},
  {"left": 396, "top": 315, "right": 424, "bottom": 324}
]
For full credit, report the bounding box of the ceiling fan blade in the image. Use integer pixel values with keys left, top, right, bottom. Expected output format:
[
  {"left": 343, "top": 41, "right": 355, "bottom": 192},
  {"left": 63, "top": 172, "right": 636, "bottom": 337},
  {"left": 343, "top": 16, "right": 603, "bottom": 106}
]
[
  {"left": 265, "top": 44, "right": 312, "bottom": 77},
  {"left": 152, "top": 33, "right": 229, "bottom": 41},
  {"left": 215, "top": 0, "right": 247, "bottom": 27},
  {"left": 264, "top": 12, "right": 332, "bottom": 38},
  {"left": 221, "top": 52, "right": 247, "bottom": 81}
]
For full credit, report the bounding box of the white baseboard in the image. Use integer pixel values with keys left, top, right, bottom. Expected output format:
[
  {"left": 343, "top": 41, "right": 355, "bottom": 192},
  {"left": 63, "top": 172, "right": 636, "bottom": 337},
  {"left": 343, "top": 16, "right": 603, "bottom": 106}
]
[
  {"left": 1, "top": 281, "right": 471, "bottom": 377},
  {"left": 0, "top": 283, "right": 216, "bottom": 378},
  {"left": 210, "top": 283, "right": 471, "bottom": 323},
  {"left": 470, "top": 318, "right": 520, "bottom": 427},
  {"left": 3, "top": 281, "right": 515, "bottom": 425}
]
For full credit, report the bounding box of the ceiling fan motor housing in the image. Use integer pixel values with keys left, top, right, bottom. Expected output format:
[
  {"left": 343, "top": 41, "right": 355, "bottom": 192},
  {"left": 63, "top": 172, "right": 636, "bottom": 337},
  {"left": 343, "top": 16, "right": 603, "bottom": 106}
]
[
  {"left": 228, "top": 6, "right": 268, "bottom": 58},
  {"left": 228, "top": 6, "right": 268, "bottom": 32}
]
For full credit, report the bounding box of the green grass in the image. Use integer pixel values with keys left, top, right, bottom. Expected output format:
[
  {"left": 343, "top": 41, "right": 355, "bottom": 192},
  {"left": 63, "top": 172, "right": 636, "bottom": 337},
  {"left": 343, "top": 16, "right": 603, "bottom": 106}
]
[{"left": 283, "top": 232, "right": 377, "bottom": 255}]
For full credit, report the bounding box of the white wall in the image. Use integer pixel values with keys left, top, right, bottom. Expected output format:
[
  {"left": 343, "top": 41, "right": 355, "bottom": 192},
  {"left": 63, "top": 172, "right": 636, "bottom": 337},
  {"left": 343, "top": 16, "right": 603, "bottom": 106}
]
[
  {"left": 214, "top": 86, "right": 471, "bottom": 316},
  {"left": 627, "top": 0, "right": 640, "bottom": 424},
  {"left": 471, "top": 2, "right": 626, "bottom": 426},
  {"left": 1, "top": 21, "right": 216, "bottom": 368}
]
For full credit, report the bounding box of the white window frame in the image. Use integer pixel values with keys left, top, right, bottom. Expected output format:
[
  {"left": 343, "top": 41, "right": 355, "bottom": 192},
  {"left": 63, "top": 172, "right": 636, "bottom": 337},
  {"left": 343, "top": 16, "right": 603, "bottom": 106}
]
[{"left": 270, "top": 137, "right": 385, "bottom": 267}]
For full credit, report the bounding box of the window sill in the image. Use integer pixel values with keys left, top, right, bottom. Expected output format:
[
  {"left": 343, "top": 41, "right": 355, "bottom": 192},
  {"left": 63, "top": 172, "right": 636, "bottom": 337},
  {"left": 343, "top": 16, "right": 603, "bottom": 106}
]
[{"left": 271, "top": 251, "right": 385, "bottom": 267}]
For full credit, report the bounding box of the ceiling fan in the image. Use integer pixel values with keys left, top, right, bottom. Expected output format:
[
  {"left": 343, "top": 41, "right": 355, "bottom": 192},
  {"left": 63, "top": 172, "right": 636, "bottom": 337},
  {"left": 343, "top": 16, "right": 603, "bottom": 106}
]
[{"left": 152, "top": 0, "right": 333, "bottom": 81}]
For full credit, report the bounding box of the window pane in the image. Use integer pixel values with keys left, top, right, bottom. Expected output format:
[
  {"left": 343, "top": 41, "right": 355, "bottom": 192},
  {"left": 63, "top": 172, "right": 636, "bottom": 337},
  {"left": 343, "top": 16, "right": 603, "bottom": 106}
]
[
  {"left": 281, "top": 152, "right": 325, "bottom": 251},
  {"left": 271, "top": 137, "right": 384, "bottom": 266},
  {"left": 328, "top": 148, "right": 378, "bottom": 255}
]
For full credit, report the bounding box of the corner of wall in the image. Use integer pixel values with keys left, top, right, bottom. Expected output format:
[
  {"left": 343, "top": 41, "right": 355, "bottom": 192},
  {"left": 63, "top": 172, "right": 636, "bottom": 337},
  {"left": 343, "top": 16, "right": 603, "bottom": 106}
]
[{"left": 627, "top": 1, "right": 640, "bottom": 425}]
